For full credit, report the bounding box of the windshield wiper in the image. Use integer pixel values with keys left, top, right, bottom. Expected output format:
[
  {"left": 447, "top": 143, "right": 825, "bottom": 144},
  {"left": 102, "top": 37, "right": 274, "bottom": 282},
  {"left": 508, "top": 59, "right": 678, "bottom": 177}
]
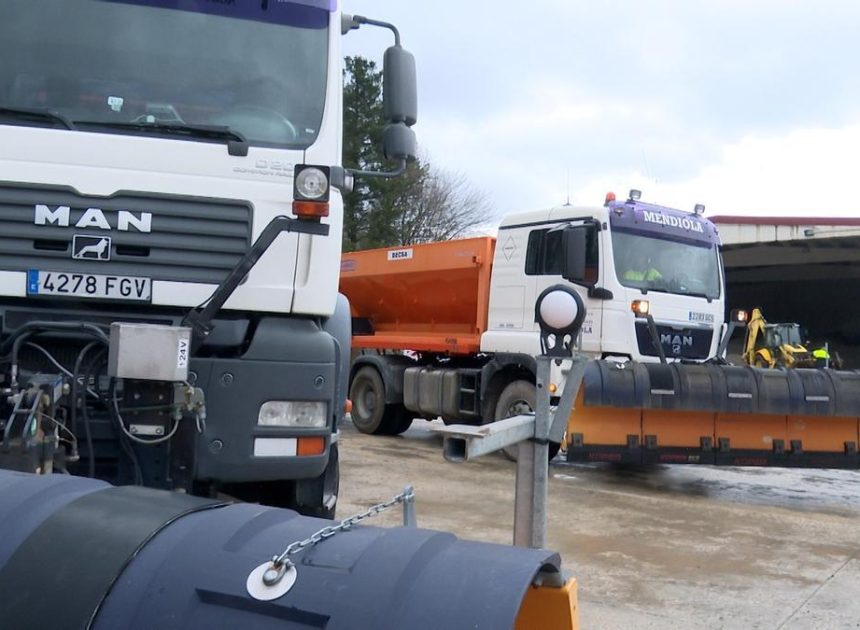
[
  {"left": 681, "top": 291, "right": 715, "bottom": 302},
  {"left": 72, "top": 120, "right": 249, "bottom": 156},
  {"left": 0, "top": 106, "right": 76, "bottom": 130},
  {"left": 641, "top": 286, "right": 715, "bottom": 302}
]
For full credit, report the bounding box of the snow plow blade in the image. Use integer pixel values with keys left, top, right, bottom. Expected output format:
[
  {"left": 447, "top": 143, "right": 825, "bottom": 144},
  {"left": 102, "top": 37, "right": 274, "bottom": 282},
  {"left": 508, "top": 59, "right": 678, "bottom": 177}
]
[{"left": 566, "top": 361, "right": 860, "bottom": 468}]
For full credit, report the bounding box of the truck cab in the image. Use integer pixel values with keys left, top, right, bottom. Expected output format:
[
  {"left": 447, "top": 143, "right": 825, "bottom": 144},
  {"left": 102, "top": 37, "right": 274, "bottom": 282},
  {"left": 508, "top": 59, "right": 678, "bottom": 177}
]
[
  {"left": 482, "top": 191, "right": 725, "bottom": 363},
  {"left": 0, "top": 1, "right": 417, "bottom": 518}
]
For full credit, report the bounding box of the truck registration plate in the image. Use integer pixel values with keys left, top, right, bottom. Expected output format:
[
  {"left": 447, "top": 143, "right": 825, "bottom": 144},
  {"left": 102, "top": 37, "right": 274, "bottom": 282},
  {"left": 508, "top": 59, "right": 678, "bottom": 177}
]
[{"left": 27, "top": 270, "right": 151, "bottom": 302}]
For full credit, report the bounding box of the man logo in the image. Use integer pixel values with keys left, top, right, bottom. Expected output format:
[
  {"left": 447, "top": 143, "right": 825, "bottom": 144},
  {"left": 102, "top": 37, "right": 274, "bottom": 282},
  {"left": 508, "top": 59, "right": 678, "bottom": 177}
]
[
  {"left": 660, "top": 332, "right": 693, "bottom": 356},
  {"left": 35, "top": 206, "right": 152, "bottom": 232},
  {"left": 73, "top": 235, "right": 111, "bottom": 261}
]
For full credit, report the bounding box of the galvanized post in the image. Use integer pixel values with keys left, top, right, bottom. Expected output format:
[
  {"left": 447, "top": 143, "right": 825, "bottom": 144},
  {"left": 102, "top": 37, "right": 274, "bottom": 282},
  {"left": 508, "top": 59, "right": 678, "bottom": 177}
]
[
  {"left": 402, "top": 485, "right": 417, "bottom": 527},
  {"left": 436, "top": 285, "right": 586, "bottom": 551},
  {"left": 513, "top": 356, "right": 552, "bottom": 549},
  {"left": 513, "top": 439, "right": 535, "bottom": 547}
]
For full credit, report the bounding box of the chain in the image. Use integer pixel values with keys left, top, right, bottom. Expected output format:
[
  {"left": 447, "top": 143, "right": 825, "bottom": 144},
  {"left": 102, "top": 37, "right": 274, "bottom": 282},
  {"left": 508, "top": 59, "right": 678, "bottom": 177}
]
[{"left": 262, "top": 486, "right": 415, "bottom": 586}]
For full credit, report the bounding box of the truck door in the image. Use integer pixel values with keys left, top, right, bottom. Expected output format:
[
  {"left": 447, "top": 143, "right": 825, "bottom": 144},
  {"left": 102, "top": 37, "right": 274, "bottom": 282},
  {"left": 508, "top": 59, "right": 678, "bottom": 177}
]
[{"left": 525, "top": 222, "right": 603, "bottom": 355}]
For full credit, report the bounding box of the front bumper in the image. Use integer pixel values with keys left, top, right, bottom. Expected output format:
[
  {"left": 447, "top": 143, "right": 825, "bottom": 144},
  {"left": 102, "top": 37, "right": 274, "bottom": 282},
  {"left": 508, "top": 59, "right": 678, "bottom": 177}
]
[{"left": 191, "top": 355, "right": 337, "bottom": 483}]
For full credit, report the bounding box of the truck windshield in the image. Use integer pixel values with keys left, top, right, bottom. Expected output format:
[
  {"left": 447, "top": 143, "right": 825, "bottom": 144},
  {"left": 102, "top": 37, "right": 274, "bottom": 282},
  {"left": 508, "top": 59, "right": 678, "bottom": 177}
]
[
  {"left": 0, "top": 0, "right": 329, "bottom": 149},
  {"left": 612, "top": 231, "right": 721, "bottom": 299}
]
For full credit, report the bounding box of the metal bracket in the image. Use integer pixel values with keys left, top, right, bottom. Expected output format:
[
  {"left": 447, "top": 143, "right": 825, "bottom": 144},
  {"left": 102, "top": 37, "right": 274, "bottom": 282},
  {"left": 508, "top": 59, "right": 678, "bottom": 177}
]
[
  {"left": 548, "top": 359, "right": 586, "bottom": 445},
  {"left": 433, "top": 354, "right": 588, "bottom": 550},
  {"left": 246, "top": 561, "right": 297, "bottom": 601},
  {"left": 643, "top": 314, "right": 668, "bottom": 364},
  {"left": 435, "top": 355, "right": 587, "bottom": 463},
  {"left": 439, "top": 415, "right": 536, "bottom": 462},
  {"left": 183, "top": 216, "right": 329, "bottom": 345},
  {"left": 531, "top": 568, "right": 567, "bottom": 588}
]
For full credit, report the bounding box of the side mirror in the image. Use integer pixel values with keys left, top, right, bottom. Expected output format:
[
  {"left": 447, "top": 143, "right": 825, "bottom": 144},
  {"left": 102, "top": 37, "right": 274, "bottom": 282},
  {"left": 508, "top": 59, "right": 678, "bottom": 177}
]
[
  {"left": 383, "top": 45, "right": 417, "bottom": 127},
  {"left": 383, "top": 123, "right": 417, "bottom": 162},
  {"left": 342, "top": 16, "right": 418, "bottom": 179},
  {"left": 561, "top": 228, "right": 587, "bottom": 284},
  {"left": 382, "top": 45, "right": 417, "bottom": 163}
]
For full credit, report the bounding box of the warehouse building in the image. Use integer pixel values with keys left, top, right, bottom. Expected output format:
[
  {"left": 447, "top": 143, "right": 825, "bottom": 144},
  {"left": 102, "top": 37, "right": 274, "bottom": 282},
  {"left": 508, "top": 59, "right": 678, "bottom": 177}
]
[{"left": 714, "top": 216, "right": 860, "bottom": 366}]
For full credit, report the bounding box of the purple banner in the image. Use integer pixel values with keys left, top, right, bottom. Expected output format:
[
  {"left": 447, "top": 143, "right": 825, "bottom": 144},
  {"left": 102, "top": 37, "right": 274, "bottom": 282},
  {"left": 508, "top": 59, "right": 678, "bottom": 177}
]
[
  {"left": 608, "top": 200, "right": 720, "bottom": 246},
  {"left": 101, "top": 0, "right": 334, "bottom": 28}
]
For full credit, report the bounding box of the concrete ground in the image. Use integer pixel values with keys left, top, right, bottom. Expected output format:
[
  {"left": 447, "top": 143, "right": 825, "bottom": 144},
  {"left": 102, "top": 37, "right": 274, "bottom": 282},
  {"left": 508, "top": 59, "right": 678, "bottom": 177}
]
[{"left": 337, "top": 418, "right": 860, "bottom": 629}]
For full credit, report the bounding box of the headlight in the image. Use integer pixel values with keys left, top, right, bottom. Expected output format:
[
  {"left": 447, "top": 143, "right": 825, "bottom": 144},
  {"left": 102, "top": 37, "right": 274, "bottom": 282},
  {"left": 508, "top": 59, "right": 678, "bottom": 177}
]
[
  {"left": 258, "top": 401, "right": 327, "bottom": 428},
  {"left": 295, "top": 167, "right": 329, "bottom": 200}
]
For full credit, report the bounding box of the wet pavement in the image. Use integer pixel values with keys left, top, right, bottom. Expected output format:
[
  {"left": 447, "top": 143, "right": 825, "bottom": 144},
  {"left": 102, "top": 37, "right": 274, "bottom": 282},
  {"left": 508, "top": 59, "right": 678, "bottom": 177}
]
[{"left": 337, "top": 418, "right": 860, "bottom": 629}]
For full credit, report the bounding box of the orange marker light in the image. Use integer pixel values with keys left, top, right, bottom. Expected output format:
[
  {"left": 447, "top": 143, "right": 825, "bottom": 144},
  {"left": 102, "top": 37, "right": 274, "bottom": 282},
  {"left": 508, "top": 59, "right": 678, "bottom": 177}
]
[
  {"left": 293, "top": 200, "right": 330, "bottom": 219},
  {"left": 297, "top": 436, "right": 326, "bottom": 456},
  {"left": 344, "top": 399, "right": 353, "bottom": 414},
  {"left": 604, "top": 191, "right": 616, "bottom": 205},
  {"left": 548, "top": 383, "right": 558, "bottom": 395}
]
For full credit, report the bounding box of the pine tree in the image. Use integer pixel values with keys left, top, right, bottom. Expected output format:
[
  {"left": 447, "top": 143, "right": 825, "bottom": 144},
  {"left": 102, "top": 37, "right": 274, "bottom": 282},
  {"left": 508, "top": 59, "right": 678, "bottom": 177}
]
[{"left": 342, "top": 56, "right": 490, "bottom": 251}]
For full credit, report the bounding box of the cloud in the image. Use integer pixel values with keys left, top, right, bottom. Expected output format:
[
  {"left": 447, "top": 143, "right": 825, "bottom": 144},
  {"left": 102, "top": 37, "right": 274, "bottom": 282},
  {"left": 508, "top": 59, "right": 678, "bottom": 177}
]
[
  {"left": 342, "top": 0, "right": 860, "bottom": 223},
  {"left": 575, "top": 123, "right": 860, "bottom": 217}
]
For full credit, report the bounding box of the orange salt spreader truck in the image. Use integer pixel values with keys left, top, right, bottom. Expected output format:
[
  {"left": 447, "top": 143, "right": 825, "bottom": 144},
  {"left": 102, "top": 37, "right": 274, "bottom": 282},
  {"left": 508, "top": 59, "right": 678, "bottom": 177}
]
[{"left": 340, "top": 191, "right": 860, "bottom": 469}]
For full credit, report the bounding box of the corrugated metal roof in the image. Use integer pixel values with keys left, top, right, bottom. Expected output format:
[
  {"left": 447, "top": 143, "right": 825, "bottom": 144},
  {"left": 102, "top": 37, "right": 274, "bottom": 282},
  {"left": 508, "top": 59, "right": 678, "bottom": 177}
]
[
  {"left": 712, "top": 216, "right": 860, "bottom": 246},
  {"left": 711, "top": 216, "right": 860, "bottom": 226}
]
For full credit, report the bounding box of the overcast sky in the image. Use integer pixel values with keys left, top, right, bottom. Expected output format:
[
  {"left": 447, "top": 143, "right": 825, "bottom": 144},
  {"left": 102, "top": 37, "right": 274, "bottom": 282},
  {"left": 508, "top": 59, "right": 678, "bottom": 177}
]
[{"left": 342, "top": 1, "right": 860, "bottom": 223}]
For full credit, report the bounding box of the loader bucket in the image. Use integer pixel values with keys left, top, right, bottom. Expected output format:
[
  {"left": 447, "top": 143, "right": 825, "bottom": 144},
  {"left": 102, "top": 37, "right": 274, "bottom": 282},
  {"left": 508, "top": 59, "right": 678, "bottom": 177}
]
[{"left": 566, "top": 361, "right": 860, "bottom": 468}]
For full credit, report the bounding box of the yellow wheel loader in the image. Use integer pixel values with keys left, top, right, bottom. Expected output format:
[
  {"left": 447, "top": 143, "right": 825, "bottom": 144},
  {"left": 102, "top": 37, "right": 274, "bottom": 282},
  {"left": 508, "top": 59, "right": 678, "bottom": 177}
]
[{"left": 743, "top": 308, "right": 816, "bottom": 369}]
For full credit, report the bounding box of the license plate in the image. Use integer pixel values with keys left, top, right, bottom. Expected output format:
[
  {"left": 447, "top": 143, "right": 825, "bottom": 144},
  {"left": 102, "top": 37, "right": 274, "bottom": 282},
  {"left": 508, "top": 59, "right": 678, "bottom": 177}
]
[{"left": 27, "top": 270, "right": 151, "bottom": 301}]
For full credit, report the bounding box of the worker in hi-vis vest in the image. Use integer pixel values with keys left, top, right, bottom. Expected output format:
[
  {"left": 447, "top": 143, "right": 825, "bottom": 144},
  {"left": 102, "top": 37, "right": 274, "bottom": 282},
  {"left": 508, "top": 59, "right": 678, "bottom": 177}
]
[
  {"left": 812, "top": 344, "right": 830, "bottom": 368},
  {"left": 623, "top": 250, "right": 663, "bottom": 282}
]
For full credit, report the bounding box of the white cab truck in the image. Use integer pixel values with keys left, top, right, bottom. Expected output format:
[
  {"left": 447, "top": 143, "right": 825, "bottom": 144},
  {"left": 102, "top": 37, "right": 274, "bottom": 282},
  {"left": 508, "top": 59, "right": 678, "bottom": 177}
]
[
  {"left": 0, "top": 1, "right": 417, "bottom": 518},
  {"left": 484, "top": 191, "right": 725, "bottom": 364},
  {"left": 341, "top": 191, "right": 726, "bottom": 453}
]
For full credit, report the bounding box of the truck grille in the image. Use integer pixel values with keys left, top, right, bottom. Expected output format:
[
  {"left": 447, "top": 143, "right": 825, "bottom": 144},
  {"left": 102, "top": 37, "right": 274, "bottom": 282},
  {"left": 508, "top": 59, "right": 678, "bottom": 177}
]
[
  {"left": 635, "top": 322, "right": 714, "bottom": 360},
  {"left": 0, "top": 183, "right": 251, "bottom": 284}
]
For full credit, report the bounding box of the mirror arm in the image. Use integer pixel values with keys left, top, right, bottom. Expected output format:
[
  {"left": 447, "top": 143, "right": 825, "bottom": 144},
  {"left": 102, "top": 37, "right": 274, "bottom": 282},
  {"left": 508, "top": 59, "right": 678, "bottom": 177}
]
[
  {"left": 346, "top": 159, "right": 407, "bottom": 180},
  {"left": 345, "top": 14, "right": 401, "bottom": 46}
]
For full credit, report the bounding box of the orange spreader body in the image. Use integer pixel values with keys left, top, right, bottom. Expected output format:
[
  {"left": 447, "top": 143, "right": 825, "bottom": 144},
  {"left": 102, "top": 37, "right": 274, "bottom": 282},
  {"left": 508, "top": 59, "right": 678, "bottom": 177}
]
[{"left": 339, "top": 237, "right": 496, "bottom": 356}]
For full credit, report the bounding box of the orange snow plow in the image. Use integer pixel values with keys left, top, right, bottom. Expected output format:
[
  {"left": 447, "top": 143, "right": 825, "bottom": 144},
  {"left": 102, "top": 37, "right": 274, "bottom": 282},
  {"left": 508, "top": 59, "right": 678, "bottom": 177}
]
[{"left": 566, "top": 360, "right": 860, "bottom": 468}]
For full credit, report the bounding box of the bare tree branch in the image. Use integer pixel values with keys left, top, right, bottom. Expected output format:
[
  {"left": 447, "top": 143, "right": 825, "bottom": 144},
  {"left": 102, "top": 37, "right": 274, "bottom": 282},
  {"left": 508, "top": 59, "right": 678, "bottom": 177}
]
[{"left": 395, "top": 166, "right": 493, "bottom": 245}]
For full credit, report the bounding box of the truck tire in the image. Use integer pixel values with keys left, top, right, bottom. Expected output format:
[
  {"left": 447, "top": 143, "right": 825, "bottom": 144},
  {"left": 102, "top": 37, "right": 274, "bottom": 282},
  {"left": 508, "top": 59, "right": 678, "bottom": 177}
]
[
  {"left": 349, "top": 366, "right": 402, "bottom": 435},
  {"left": 388, "top": 407, "right": 414, "bottom": 435},
  {"left": 494, "top": 380, "right": 561, "bottom": 462}
]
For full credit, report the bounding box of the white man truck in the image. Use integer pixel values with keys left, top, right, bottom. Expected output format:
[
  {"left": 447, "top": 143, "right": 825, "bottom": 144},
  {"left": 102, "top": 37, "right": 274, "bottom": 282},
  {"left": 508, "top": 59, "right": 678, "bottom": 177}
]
[
  {"left": 0, "top": 0, "right": 418, "bottom": 517},
  {"left": 340, "top": 191, "right": 726, "bottom": 457}
]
